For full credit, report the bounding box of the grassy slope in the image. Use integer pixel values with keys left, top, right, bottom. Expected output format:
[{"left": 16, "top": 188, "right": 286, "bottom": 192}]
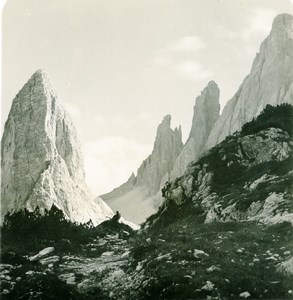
[{"left": 130, "top": 218, "right": 293, "bottom": 299}]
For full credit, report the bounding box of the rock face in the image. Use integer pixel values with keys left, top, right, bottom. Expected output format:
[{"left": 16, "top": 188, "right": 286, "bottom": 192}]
[
  {"left": 101, "top": 115, "right": 183, "bottom": 224},
  {"left": 204, "top": 14, "right": 293, "bottom": 151},
  {"left": 170, "top": 81, "right": 220, "bottom": 180},
  {"left": 145, "top": 105, "right": 293, "bottom": 229},
  {"left": 1, "top": 70, "right": 113, "bottom": 225},
  {"left": 136, "top": 115, "right": 183, "bottom": 193}
]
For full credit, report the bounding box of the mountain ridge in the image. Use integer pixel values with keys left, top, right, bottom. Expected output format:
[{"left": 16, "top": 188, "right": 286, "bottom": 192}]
[{"left": 204, "top": 13, "right": 293, "bottom": 151}]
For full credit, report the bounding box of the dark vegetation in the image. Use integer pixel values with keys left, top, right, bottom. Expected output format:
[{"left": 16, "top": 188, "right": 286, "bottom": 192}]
[
  {"left": 204, "top": 104, "right": 293, "bottom": 210},
  {"left": 1, "top": 207, "right": 132, "bottom": 299},
  {"left": 241, "top": 103, "right": 293, "bottom": 137},
  {"left": 131, "top": 218, "right": 293, "bottom": 299},
  {"left": 1, "top": 206, "right": 133, "bottom": 259},
  {"left": 147, "top": 104, "right": 293, "bottom": 229},
  {"left": 135, "top": 104, "right": 293, "bottom": 299},
  {"left": 154, "top": 104, "right": 293, "bottom": 227},
  {"left": 130, "top": 104, "right": 293, "bottom": 299},
  {"left": 2, "top": 269, "right": 110, "bottom": 300},
  {"left": 200, "top": 105, "right": 292, "bottom": 195},
  {"left": 145, "top": 197, "right": 205, "bottom": 230}
]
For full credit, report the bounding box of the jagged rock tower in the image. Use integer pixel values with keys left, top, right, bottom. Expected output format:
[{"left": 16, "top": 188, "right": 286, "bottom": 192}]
[
  {"left": 204, "top": 14, "right": 293, "bottom": 151},
  {"left": 101, "top": 115, "right": 183, "bottom": 224},
  {"left": 136, "top": 115, "right": 183, "bottom": 193},
  {"left": 170, "top": 81, "right": 220, "bottom": 180},
  {"left": 1, "top": 70, "right": 113, "bottom": 224}
]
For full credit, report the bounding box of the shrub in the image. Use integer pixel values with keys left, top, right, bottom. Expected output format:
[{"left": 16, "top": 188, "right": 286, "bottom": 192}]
[{"left": 241, "top": 103, "right": 293, "bottom": 137}]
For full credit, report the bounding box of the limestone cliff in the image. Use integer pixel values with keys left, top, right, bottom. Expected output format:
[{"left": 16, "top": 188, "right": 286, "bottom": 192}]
[
  {"left": 170, "top": 81, "right": 220, "bottom": 180},
  {"left": 136, "top": 115, "right": 183, "bottom": 194},
  {"left": 101, "top": 115, "right": 183, "bottom": 224},
  {"left": 1, "top": 70, "right": 113, "bottom": 225},
  {"left": 204, "top": 14, "right": 293, "bottom": 151}
]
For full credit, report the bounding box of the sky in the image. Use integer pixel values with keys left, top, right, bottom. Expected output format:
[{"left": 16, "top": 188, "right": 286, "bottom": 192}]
[{"left": 2, "top": 0, "right": 293, "bottom": 195}]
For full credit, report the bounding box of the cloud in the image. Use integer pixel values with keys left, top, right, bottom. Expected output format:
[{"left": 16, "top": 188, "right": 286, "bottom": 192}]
[
  {"left": 145, "top": 36, "right": 212, "bottom": 81},
  {"left": 83, "top": 136, "right": 152, "bottom": 195},
  {"left": 240, "top": 8, "right": 277, "bottom": 42},
  {"left": 152, "top": 36, "right": 206, "bottom": 67},
  {"left": 167, "top": 36, "right": 207, "bottom": 52},
  {"left": 170, "top": 61, "right": 214, "bottom": 81}
]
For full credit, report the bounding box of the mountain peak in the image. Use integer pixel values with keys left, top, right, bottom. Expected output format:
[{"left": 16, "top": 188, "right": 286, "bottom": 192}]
[
  {"left": 207, "top": 80, "right": 218, "bottom": 90},
  {"left": 272, "top": 13, "right": 293, "bottom": 31},
  {"left": 161, "top": 114, "right": 172, "bottom": 127},
  {"left": 189, "top": 81, "right": 220, "bottom": 141},
  {"left": 29, "top": 69, "right": 50, "bottom": 85},
  {"left": 1, "top": 72, "right": 113, "bottom": 225},
  {"left": 270, "top": 13, "right": 293, "bottom": 42},
  {"left": 33, "top": 68, "right": 47, "bottom": 76},
  {"left": 15, "top": 69, "right": 55, "bottom": 106},
  {"left": 204, "top": 13, "right": 293, "bottom": 151},
  {"left": 154, "top": 114, "right": 182, "bottom": 151},
  {"left": 170, "top": 81, "right": 220, "bottom": 180}
]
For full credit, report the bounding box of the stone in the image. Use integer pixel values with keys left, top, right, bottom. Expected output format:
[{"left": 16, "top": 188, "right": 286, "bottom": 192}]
[
  {"left": 59, "top": 273, "right": 76, "bottom": 285},
  {"left": 207, "top": 265, "right": 221, "bottom": 272},
  {"left": 1, "top": 70, "right": 113, "bottom": 225},
  {"left": 239, "top": 291, "right": 251, "bottom": 298},
  {"left": 29, "top": 247, "right": 55, "bottom": 261},
  {"left": 251, "top": 193, "right": 293, "bottom": 225},
  {"left": 202, "top": 281, "right": 214, "bottom": 291},
  {"left": 101, "top": 251, "right": 114, "bottom": 257},
  {"left": 193, "top": 249, "right": 209, "bottom": 258},
  {"left": 0, "top": 264, "right": 13, "bottom": 271},
  {"left": 25, "top": 270, "right": 35, "bottom": 276},
  {"left": 39, "top": 255, "right": 60, "bottom": 265},
  {"left": 155, "top": 253, "right": 172, "bottom": 261}
]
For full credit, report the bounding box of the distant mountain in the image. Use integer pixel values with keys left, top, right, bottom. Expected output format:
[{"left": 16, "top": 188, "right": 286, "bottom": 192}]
[
  {"left": 101, "top": 115, "right": 183, "bottom": 224},
  {"left": 204, "top": 14, "right": 293, "bottom": 151},
  {"left": 1, "top": 70, "right": 113, "bottom": 225}
]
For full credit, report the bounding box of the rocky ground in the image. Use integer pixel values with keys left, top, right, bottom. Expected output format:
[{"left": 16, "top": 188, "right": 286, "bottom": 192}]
[
  {"left": 1, "top": 230, "right": 132, "bottom": 299},
  {"left": 130, "top": 219, "right": 293, "bottom": 299},
  {"left": 1, "top": 218, "right": 293, "bottom": 299}
]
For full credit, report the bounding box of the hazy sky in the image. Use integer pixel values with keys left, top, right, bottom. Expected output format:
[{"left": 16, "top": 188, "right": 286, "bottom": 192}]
[{"left": 2, "top": 0, "right": 293, "bottom": 195}]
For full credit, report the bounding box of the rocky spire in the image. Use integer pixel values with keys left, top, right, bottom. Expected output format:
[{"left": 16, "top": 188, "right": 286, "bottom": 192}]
[
  {"left": 101, "top": 115, "right": 183, "bottom": 223},
  {"left": 170, "top": 81, "right": 220, "bottom": 180},
  {"left": 188, "top": 80, "right": 220, "bottom": 150},
  {"left": 204, "top": 13, "right": 293, "bottom": 151},
  {"left": 1, "top": 70, "right": 113, "bottom": 224},
  {"left": 136, "top": 114, "right": 183, "bottom": 194}
]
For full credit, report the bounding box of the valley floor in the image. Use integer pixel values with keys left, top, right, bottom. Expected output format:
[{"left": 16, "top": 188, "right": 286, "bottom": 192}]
[{"left": 1, "top": 217, "right": 293, "bottom": 299}]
